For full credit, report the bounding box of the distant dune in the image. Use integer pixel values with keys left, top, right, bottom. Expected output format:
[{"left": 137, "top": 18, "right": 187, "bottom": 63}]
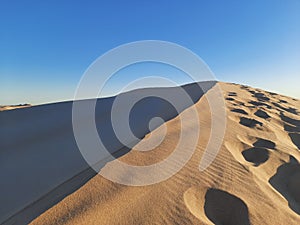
[
  {"left": 1, "top": 82, "right": 300, "bottom": 225},
  {"left": 0, "top": 104, "right": 31, "bottom": 111}
]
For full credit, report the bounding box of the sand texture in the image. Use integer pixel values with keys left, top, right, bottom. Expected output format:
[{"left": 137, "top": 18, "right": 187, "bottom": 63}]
[{"left": 2, "top": 82, "right": 300, "bottom": 224}]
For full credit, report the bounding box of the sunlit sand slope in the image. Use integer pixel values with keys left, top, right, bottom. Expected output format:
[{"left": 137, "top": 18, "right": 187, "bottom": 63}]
[{"left": 3, "top": 82, "right": 300, "bottom": 224}]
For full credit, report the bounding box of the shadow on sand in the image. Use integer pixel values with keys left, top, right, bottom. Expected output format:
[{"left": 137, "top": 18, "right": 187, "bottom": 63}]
[{"left": 269, "top": 156, "right": 300, "bottom": 215}]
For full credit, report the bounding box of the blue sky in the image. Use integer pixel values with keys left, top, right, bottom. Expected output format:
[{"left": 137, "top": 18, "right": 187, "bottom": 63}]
[{"left": 1, "top": 0, "right": 299, "bottom": 105}]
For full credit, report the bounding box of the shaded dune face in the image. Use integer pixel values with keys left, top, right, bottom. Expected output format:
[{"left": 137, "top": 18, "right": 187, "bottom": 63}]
[
  {"left": 95, "top": 82, "right": 213, "bottom": 153},
  {"left": 204, "top": 189, "right": 250, "bottom": 225}
]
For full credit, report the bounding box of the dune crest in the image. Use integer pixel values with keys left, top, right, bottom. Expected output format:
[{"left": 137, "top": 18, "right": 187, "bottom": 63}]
[{"left": 2, "top": 82, "right": 300, "bottom": 225}]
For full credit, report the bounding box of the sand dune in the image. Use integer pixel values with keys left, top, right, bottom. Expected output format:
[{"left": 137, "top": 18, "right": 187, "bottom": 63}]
[
  {"left": 2, "top": 82, "right": 300, "bottom": 224},
  {"left": 0, "top": 104, "right": 31, "bottom": 111},
  {"left": 0, "top": 82, "right": 215, "bottom": 224}
]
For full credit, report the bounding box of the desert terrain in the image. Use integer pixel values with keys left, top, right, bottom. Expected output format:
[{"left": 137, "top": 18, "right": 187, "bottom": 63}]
[
  {"left": 0, "top": 104, "right": 31, "bottom": 111},
  {"left": 1, "top": 82, "right": 300, "bottom": 225}
]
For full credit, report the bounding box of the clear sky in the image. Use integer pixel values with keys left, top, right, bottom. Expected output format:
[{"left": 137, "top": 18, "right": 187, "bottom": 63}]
[{"left": 1, "top": 0, "right": 300, "bottom": 105}]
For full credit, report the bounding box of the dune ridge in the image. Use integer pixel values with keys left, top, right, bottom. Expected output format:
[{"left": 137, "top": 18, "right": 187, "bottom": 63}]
[
  {"left": 31, "top": 82, "right": 300, "bottom": 225},
  {"left": 0, "top": 81, "right": 215, "bottom": 224},
  {"left": 2, "top": 82, "right": 300, "bottom": 224}
]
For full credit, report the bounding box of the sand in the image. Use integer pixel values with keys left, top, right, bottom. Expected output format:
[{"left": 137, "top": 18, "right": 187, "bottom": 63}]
[
  {"left": 0, "top": 82, "right": 214, "bottom": 224},
  {"left": 2, "top": 82, "right": 300, "bottom": 224},
  {"left": 0, "top": 104, "right": 31, "bottom": 111}
]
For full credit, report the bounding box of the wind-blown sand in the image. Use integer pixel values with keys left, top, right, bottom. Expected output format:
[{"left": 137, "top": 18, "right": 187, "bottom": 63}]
[{"left": 2, "top": 82, "right": 300, "bottom": 224}]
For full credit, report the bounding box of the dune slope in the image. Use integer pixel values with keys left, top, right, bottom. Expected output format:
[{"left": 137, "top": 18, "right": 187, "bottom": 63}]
[
  {"left": 3, "top": 82, "right": 300, "bottom": 225},
  {"left": 31, "top": 82, "right": 300, "bottom": 225},
  {"left": 0, "top": 82, "right": 214, "bottom": 224}
]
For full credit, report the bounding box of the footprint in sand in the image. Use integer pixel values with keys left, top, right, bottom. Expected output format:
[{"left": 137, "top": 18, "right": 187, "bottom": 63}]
[
  {"left": 268, "top": 91, "right": 278, "bottom": 96},
  {"left": 269, "top": 156, "right": 300, "bottom": 214},
  {"left": 280, "top": 99, "right": 288, "bottom": 104},
  {"left": 226, "top": 97, "right": 235, "bottom": 101},
  {"left": 248, "top": 100, "right": 272, "bottom": 109},
  {"left": 242, "top": 147, "right": 269, "bottom": 166},
  {"left": 254, "top": 109, "right": 271, "bottom": 119},
  {"left": 241, "top": 138, "right": 275, "bottom": 167},
  {"left": 252, "top": 92, "right": 270, "bottom": 102},
  {"left": 184, "top": 187, "right": 251, "bottom": 225},
  {"left": 204, "top": 189, "right": 251, "bottom": 225},
  {"left": 228, "top": 92, "right": 237, "bottom": 97},
  {"left": 283, "top": 124, "right": 300, "bottom": 133},
  {"left": 273, "top": 102, "right": 298, "bottom": 115},
  {"left": 280, "top": 112, "right": 300, "bottom": 150},
  {"left": 231, "top": 108, "right": 248, "bottom": 115},
  {"left": 253, "top": 138, "right": 276, "bottom": 149},
  {"left": 240, "top": 117, "right": 263, "bottom": 128},
  {"left": 280, "top": 113, "right": 300, "bottom": 126},
  {"left": 242, "top": 87, "right": 271, "bottom": 102},
  {"left": 239, "top": 85, "right": 256, "bottom": 96}
]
